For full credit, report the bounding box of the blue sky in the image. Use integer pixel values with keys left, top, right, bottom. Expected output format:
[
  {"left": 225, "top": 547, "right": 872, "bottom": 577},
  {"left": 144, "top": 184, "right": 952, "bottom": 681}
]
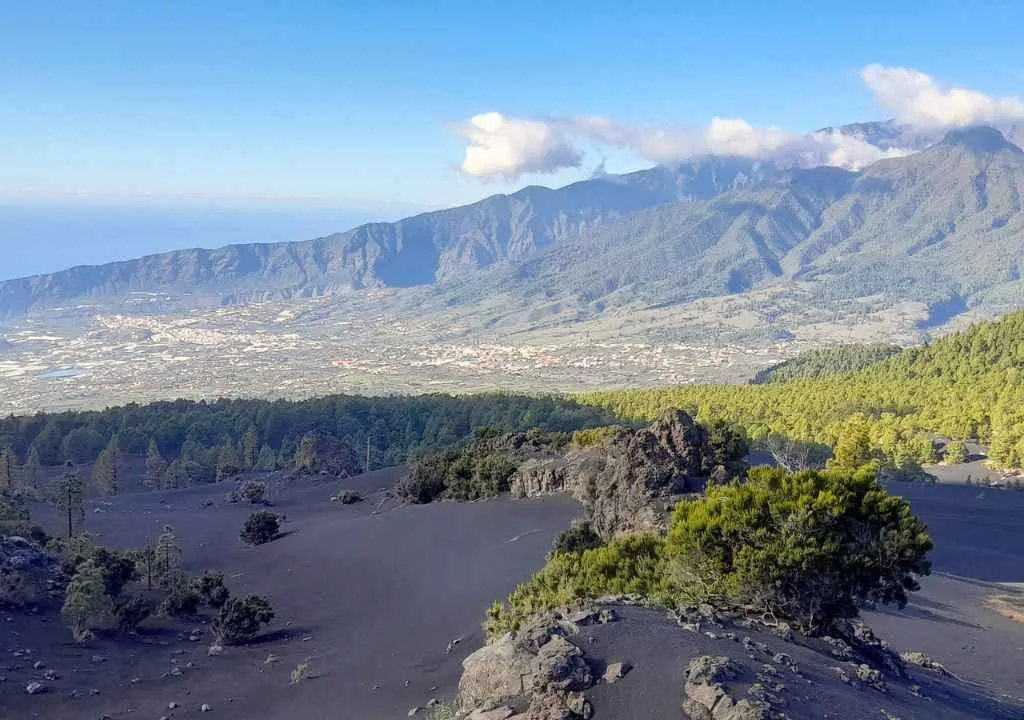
[{"left": 1, "top": 1, "right": 1023, "bottom": 277}]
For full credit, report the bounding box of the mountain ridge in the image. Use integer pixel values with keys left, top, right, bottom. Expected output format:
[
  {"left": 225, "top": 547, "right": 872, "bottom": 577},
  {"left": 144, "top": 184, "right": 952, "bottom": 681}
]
[{"left": 2, "top": 124, "right": 1024, "bottom": 326}]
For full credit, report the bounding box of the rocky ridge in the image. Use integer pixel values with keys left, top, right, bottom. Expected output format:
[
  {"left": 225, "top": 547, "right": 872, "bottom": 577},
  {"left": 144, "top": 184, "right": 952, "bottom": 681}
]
[{"left": 511, "top": 410, "right": 742, "bottom": 538}]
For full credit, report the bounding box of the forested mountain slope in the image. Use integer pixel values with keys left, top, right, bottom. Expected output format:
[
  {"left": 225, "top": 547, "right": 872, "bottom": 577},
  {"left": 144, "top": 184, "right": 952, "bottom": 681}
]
[
  {"left": 578, "top": 310, "right": 1024, "bottom": 468},
  {"left": 0, "top": 157, "right": 770, "bottom": 317},
  {"left": 752, "top": 344, "right": 902, "bottom": 384}
]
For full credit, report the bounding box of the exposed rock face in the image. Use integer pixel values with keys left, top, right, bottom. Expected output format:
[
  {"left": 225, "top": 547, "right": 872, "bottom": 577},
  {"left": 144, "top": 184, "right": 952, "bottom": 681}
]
[
  {"left": 0, "top": 536, "right": 60, "bottom": 608},
  {"left": 292, "top": 431, "right": 360, "bottom": 478},
  {"left": 512, "top": 410, "right": 744, "bottom": 538}
]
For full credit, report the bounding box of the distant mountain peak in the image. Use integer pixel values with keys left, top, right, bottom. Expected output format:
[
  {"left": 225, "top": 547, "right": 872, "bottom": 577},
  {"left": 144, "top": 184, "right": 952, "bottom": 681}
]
[{"left": 941, "top": 125, "right": 1022, "bottom": 154}]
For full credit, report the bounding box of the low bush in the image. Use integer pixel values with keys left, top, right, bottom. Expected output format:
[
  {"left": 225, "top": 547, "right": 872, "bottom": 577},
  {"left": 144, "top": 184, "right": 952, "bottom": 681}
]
[
  {"left": 227, "top": 479, "right": 267, "bottom": 505},
  {"left": 212, "top": 595, "right": 274, "bottom": 644},
  {"left": 570, "top": 426, "right": 625, "bottom": 449},
  {"left": 333, "top": 489, "right": 364, "bottom": 504},
  {"left": 114, "top": 594, "right": 154, "bottom": 632},
  {"left": 664, "top": 466, "right": 933, "bottom": 633},
  {"left": 240, "top": 511, "right": 280, "bottom": 545},
  {"left": 549, "top": 521, "right": 602, "bottom": 557},
  {"left": 484, "top": 534, "right": 666, "bottom": 640},
  {"left": 192, "top": 570, "right": 231, "bottom": 608},
  {"left": 161, "top": 575, "right": 202, "bottom": 617}
]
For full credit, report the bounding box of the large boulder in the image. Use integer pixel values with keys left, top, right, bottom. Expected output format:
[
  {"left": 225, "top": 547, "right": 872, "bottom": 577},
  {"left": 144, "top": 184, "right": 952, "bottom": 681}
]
[
  {"left": 459, "top": 616, "right": 591, "bottom": 711},
  {"left": 293, "top": 431, "right": 360, "bottom": 478},
  {"left": 1, "top": 536, "right": 59, "bottom": 608},
  {"left": 681, "top": 656, "right": 770, "bottom": 720}
]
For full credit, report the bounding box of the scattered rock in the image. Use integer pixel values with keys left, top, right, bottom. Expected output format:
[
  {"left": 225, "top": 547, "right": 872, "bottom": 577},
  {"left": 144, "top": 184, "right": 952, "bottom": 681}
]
[
  {"left": 201, "top": 703, "right": 212, "bottom": 712},
  {"left": 407, "top": 707, "right": 420, "bottom": 717},
  {"left": 602, "top": 661, "right": 631, "bottom": 684},
  {"left": 467, "top": 707, "right": 516, "bottom": 720},
  {"left": 169, "top": 701, "right": 179, "bottom": 709},
  {"left": 25, "top": 681, "right": 45, "bottom": 695},
  {"left": 900, "top": 651, "right": 949, "bottom": 676},
  {"left": 208, "top": 644, "right": 224, "bottom": 657}
]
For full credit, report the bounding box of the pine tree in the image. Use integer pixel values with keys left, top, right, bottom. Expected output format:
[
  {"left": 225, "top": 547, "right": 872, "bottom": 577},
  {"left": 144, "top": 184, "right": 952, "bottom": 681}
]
[
  {"left": 134, "top": 542, "right": 159, "bottom": 590},
  {"left": 163, "top": 457, "right": 189, "bottom": 489},
  {"left": 216, "top": 440, "right": 242, "bottom": 480},
  {"left": 22, "top": 446, "right": 41, "bottom": 493},
  {"left": 241, "top": 427, "right": 259, "bottom": 470},
  {"left": 0, "top": 446, "right": 16, "bottom": 491},
  {"left": 155, "top": 524, "right": 182, "bottom": 588},
  {"left": 255, "top": 444, "right": 277, "bottom": 471},
  {"left": 55, "top": 461, "right": 85, "bottom": 537},
  {"left": 830, "top": 415, "right": 875, "bottom": 470},
  {"left": 144, "top": 438, "right": 166, "bottom": 489},
  {"left": 61, "top": 559, "right": 113, "bottom": 642},
  {"left": 92, "top": 438, "right": 120, "bottom": 495}
]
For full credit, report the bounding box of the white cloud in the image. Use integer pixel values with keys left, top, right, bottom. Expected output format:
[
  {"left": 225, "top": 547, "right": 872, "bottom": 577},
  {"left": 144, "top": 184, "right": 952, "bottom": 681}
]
[
  {"left": 458, "top": 112, "right": 582, "bottom": 180},
  {"left": 862, "top": 64, "right": 1024, "bottom": 127}
]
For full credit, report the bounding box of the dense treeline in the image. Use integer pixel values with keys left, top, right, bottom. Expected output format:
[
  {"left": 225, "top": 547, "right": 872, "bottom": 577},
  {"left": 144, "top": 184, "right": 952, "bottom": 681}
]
[
  {"left": 0, "top": 394, "right": 616, "bottom": 485},
  {"left": 579, "top": 311, "right": 1024, "bottom": 469},
  {"left": 752, "top": 343, "right": 901, "bottom": 384}
]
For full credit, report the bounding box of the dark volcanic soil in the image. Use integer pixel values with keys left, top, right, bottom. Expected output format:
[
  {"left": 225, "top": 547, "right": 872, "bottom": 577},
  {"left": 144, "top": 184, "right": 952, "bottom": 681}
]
[
  {"left": 3, "top": 470, "right": 1023, "bottom": 719},
  {"left": 2, "top": 467, "right": 580, "bottom": 719}
]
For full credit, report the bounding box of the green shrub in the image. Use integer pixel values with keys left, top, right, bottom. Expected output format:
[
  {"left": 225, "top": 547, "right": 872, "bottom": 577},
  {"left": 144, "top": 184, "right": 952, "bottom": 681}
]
[
  {"left": 485, "top": 534, "right": 666, "bottom": 640},
  {"left": 240, "top": 511, "right": 280, "bottom": 545},
  {"left": 227, "top": 479, "right": 266, "bottom": 504},
  {"left": 333, "top": 489, "right": 364, "bottom": 504},
  {"left": 61, "top": 559, "right": 113, "bottom": 642},
  {"left": 570, "top": 426, "right": 624, "bottom": 448},
  {"left": 664, "top": 466, "right": 932, "bottom": 633},
  {"left": 91, "top": 547, "right": 138, "bottom": 598},
  {"left": 397, "top": 457, "right": 450, "bottom": 503},
  {"left": 161, "top": 575, "right": 202, "bottom": 617},
  {"left": 549, "top": 521, "right": 602, "bottom": 557},
  {"left": 943, "top": 440, "right": 969, "bottom": 464},
  {"left": 192, "top": 570, "right": 231, "bottom": 608},
  {"left": 114, "top": 594, "right": 154, "bottom": 632},
  {"left": 212, "top": 595, "right": 274, "bottom": 644}
]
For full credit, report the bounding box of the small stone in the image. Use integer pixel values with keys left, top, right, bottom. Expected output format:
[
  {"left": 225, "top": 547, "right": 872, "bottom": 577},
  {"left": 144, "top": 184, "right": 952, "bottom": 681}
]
[
  {"left": 26, "top": 681, "right": 45, "bottom": 695},
  {"left": 169, "top": 701, "right": 179, "bottom": 709},
  {"left": 603, "top": 661, "right": 632, "bottom": 684},
  {"left": 201, "top": 703, "right": 212, "bottom": 712},
  {"left": 207, "top": 644, "right": 224, "bottom": 657},
  {"left": 91, "top": 654, "right": 106, "bottom": 664},
  {"left": 32, "top": 660, "right": 45, "bottom": 670},
  {"left": 170, "top": 667, "right": 183, "bottom": 677},
  {"left": 408, "top": 708, "right": 421, "bottom": 717},
  {"left": 89, "top": 689, "right": 101, "bottom": 696},
  {"left": 43, "top": 669, "right": 58, "bottom": 680}
]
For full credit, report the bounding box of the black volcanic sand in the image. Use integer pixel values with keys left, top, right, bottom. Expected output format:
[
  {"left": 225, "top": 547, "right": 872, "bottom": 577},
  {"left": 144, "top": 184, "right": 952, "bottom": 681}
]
[
  {"left": 3, "top": 472, "right": 1024, "bottom": 719},
  {"left": 582, "top": 605, "right": 1021, "bottom": 720},
  {"left": 864, "top": 481, "right": 1024, "bottom": 703},
  {"left": 2, "top": 468, "right": 580, "bottom": 720}
]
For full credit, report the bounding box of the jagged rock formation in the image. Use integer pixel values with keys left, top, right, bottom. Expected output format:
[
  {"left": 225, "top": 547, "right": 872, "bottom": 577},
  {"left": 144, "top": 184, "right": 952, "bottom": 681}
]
[{"left": 511, "top": 410, "right": 744, "bottom": 538}]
